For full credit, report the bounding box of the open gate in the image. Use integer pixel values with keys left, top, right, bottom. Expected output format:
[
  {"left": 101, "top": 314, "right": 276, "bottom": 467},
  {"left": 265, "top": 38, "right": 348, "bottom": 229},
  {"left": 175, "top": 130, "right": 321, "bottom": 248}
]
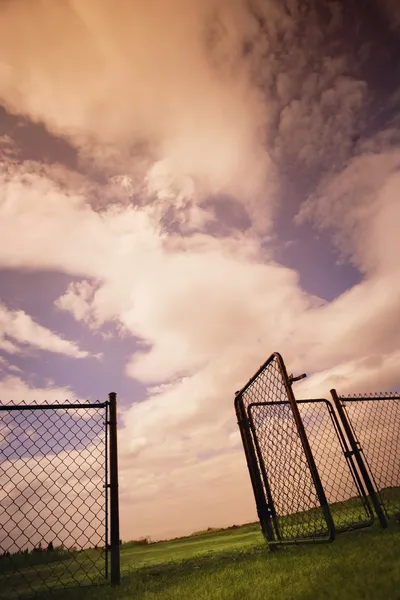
[{"left": 235, "top": 353, "right": 380, "bottom": 547}]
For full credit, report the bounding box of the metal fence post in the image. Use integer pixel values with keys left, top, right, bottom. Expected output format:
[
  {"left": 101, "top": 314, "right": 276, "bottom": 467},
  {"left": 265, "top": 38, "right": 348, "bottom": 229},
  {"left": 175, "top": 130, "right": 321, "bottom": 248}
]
[
  {"left": 278, "top": 355, "right": 335, "bottom": 540},
  {"left": 105, "top": 401, "right": 109, "bottom": 580},
  {"left": 234, "top": 392, "right": 277, "bottom": 546},
  {"left": 330, "top": 389, "right": 388, "bottom": 529},
  {"left": 108, "top": 392, "right": 121, "bottom": 585}
]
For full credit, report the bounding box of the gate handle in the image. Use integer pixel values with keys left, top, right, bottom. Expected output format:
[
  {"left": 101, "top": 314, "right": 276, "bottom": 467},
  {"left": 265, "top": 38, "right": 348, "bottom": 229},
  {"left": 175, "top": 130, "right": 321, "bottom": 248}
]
[{"left": 289, "top": 373, "right": 307, "bottom": 384}]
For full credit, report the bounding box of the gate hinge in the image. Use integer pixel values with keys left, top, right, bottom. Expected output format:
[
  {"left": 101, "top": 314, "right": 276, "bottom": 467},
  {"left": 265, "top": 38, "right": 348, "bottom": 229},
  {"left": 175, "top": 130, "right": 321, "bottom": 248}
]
[
  {"left": 266, "top": 506, "right": 274, "bottom": 518},
  {"left": 344, "top": 450, "right": 355, "bottom": 458},
  {"left": 103, "top": 484, "right": 111, "bottom": 489}
]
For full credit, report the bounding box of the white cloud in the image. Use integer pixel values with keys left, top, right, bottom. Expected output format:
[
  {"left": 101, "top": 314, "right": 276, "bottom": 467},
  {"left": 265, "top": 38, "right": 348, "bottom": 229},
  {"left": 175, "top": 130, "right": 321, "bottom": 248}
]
[
  {"left": 297, "top": 149, "right": 400, "bottom": 276},
  {"left": 0, "top": 355, "right": 22, "bottom": 374},
  {"left": 1, "top": 157, "right": 399, "bottom": 538},
  {"left": 0, "top": 0, "right": 273, "bottom": 223},
  {"left": 0, "top": 375, "right": 74, "bottom": 404},
  {"left": 0, "top": 301, "right": 91, "bottom": 359},
  {"left": 55, "top": 280, "right": 99, "bottom": 327},
  {"left": 296, "top": 351, "right": 400, "bottom": 399}
]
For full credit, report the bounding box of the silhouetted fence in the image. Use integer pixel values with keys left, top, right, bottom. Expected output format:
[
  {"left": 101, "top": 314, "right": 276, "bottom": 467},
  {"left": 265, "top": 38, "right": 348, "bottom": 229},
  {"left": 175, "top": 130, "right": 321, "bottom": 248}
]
[
  {"left": 0, "top": 393, "right": 120, "bottom": 599},
  {"left": 235, "top": 353, "right": 399, "bottom": 548}
]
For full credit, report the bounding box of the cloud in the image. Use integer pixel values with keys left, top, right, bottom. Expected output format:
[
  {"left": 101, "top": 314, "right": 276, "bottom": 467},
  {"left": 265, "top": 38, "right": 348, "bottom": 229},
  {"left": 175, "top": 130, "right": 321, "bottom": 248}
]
[
  {"left": 297, "top": 148, "right": 400, "bottom": 276},
  {"left": 55, "top": 280, "right": 99, "bottom": 328},
  {"left": 1, "top": 154, "right": 399, "bottom": 539},
  {"left": 0, "top": 375, "right": 74, "bottom": 404},
  {"left": 0, "top": 355, "right": 22, "bottom": 376},
  {"left": 0, "top": 301, "right": 91, "bottom": 359},
  {"left": 377, "top": 0, "right": 400, "bottom": 28},
  {"left": 0, "top": 0, "right": 273, "bottom": 224},
  {"left": 274, "top": 73, "right": 366, "bottom": 168},
  {"left": 0, "top": 134, "right": 18, "bottom": 159},
  {"left": 296, "top": 351, "right": 400, "bottom": 399},
  {"left": 0, "top": 0, "right": 373, "bottom": 230},
  {"left": 0, "top": 436, "right": 105, "bottom": 552}
]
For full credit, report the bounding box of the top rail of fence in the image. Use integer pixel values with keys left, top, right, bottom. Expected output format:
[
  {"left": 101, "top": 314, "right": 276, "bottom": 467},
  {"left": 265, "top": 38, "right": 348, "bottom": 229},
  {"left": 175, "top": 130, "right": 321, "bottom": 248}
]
[
  {"left": 339, "top": 392, "right": 399, "bottom": 402},
  {"left": 0, "top": 400, "right": 108, "bottom": 411}
]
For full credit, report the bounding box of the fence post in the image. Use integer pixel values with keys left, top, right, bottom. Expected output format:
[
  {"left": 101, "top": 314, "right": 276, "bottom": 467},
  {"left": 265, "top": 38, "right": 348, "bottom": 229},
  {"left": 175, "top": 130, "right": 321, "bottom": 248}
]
[
  {"left": 234, "top": 392, "right": 277, "bottom": 546},
  {"left": 330, "top": 389, "right": 388, "bottom": 529},
  {"left": 108, "top": 392, "right": 121, "bottom": 585}
]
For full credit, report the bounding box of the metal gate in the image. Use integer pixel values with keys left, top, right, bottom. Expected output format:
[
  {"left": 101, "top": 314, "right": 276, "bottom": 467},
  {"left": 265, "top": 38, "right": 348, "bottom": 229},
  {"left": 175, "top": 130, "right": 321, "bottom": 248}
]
[
  {"left": 235, "top": 353, "right": 335, "bottom": 545},
  {"left": 248, "top": 398, "right": 376, "bottom": 539},
  {"left": 235, "top": 353, "right": 381, "bottom": 547},
  {"left": 0, "top": 393, "right": 120, "bottom": 599}
]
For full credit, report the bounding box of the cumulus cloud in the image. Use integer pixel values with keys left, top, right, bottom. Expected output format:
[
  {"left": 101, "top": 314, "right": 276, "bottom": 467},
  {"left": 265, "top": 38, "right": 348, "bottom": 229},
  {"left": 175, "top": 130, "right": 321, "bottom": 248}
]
[
  {"left": 297, "top": 148, "right": 400, "bottom": 276},
  {"left": 1, "top": 150, "right": 400, "bottom": 538},
  {"left": 55, "top": 280, "right": 99, "bottom": 327},
  {"left": 0, "top": 0, "right": 273, "bottom": 226}
]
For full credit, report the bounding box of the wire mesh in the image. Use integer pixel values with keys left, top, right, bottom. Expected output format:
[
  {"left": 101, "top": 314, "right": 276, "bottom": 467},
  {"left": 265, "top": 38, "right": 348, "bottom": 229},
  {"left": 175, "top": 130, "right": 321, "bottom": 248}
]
[
  {"left": 0, "top": 401, "right": 108, "bottom": 599},
  {"left": 339, "top": 393, "right": 400, "bottom": 521},
  {"left": 247, "top": 402, "right": 329, "bottom": 542},
  {"left": 248, "top": 399, "right": 374, "bottom": 537},
  {"left": 236, "top": 353, "right": 332, "bottom": 544},
  {"left": 297, "top": 400, "right": 373, "bottom": 531}
]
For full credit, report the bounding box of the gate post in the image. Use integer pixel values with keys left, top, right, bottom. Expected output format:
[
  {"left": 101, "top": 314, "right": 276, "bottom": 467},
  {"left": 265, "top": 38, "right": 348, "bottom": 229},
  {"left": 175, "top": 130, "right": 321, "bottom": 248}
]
[
  {"left": 234, "top": 392, "right": 277, "bottom": 546},
  {"left": 109, "top": 392, "right": 121, "bottom": 585},
  {"left": 330, "top": 389, "right": 388, "bottom": 529},
  {"left": 278, "top": 354, "right": 335, "bottom": 540}
]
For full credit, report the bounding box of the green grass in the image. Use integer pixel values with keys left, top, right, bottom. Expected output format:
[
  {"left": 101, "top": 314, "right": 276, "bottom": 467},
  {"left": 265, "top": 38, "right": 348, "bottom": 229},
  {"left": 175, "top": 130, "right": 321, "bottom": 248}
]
[
  {"left": 249, "top": 490, "right": 399, "bottom": 542},
  {"left": 2, "top": 521, "right": 399, "bottom": 600}
]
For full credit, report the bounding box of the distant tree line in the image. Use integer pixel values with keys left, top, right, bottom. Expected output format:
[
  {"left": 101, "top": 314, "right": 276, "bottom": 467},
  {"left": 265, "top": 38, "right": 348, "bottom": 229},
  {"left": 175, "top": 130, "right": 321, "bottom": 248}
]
[
  {"left": 0, "top": 540, "right": 58, "bottom": 559},
  {"left": 0, "top": 541, "right": 78, "bottom": 573}
]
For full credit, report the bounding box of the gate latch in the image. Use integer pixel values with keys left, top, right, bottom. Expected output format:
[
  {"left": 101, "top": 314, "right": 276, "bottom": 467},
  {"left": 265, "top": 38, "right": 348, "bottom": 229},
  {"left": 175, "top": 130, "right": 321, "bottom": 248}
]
[{"left": 289, "top": 373, "right": 307, "bottom": 385}]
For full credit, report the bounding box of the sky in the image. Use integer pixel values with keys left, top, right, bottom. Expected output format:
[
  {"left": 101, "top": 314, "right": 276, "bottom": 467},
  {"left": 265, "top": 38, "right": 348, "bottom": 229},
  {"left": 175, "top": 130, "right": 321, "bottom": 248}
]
[{"left": 0, "top": 0, "right": 399, "bottom": 543}]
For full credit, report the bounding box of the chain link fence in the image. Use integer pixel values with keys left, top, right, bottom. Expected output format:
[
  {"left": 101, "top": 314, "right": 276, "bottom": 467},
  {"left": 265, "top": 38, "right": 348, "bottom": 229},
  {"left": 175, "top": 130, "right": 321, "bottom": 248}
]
[
  {"left": 0, "top": 394, "right": 120, "bottom": 599},
  {"left": 235, "top": 352, "right": 399, "bottom": 549},
  {"left": 334, "top": 392, "right": 400, "bottom": 522},
  {"left": 296, "top": 400, "right": 373, "bottom": 531}
]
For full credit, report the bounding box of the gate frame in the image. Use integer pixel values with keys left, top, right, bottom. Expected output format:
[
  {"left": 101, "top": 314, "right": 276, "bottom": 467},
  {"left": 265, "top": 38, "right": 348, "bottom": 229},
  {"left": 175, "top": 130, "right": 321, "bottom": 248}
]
[
  {"left": 247, "top": 398, "right": 375, "bottom": 535},
  {"left": 235, "top": 352, "right": 335, "bottom": 546}
]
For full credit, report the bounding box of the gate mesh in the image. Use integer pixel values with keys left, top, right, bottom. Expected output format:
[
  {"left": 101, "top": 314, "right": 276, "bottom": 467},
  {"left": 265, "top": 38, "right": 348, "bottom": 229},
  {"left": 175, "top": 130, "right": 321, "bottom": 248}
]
[
  {"left": 236, "top": 353, "right": 332, "bottom": 544},
  {"left": 296, "top": 400, "right": 373, "bottom": 530},
  {"left": 339, "top": 393, "right": 400, "bottom": 521},
  {"left": 247, "top": 402, "right": 328, "bottom": 541},
  {"left": 0, "top": 401, "right": 108, "bottom": 599},
  {"left": 248, "top": 399, "right": 374, "bottom": 538}
]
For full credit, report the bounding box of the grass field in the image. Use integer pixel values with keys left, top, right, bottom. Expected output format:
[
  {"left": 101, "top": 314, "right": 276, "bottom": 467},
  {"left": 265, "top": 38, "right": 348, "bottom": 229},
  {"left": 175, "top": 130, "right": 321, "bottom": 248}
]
[{"left": 2, "top": 520, "right": 399, "bottom": 600}]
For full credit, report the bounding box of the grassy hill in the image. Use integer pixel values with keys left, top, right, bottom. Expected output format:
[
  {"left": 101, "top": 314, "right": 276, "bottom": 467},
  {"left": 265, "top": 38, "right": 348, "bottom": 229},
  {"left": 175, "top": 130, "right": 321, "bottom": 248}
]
[{"left": 2, "top": 519, "right": 399, "bottom": 600}]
